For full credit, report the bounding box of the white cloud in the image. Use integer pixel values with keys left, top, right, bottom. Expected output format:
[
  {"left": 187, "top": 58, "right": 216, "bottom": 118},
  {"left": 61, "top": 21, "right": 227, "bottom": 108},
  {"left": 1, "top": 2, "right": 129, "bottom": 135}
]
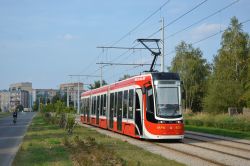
[
  {"left": 191, "top": 23, "right": 226, "bottom": 40},
  {"left": 59, "top": 33, "right": 79, "bottom": 41}
]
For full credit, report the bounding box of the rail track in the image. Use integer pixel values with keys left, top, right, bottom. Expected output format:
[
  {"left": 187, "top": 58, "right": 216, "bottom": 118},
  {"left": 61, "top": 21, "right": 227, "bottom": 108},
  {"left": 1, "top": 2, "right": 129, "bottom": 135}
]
[
  {"left": 150, "top": 131, "right": 250, "bottom": 166},
  {"left": 77, "top": 121, "right": 250, "bottom": 166}
]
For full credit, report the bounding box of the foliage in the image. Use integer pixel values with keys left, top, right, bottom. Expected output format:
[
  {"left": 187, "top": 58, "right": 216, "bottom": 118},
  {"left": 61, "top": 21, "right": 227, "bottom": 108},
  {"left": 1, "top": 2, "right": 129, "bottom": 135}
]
[
  {"left": 13, "top": 115, "right": 72, "bottom": 166},
  {"left": 204, "top": 17, "right": 249, "bottom": 113},
  {"left": 119, "top": 74, "right": 131, "bottom": 81},
  {"left": 244, "top": 54, "right": 250, "bottom": 107},
  {"left": 170, "top": 41, "right": 210, "bottom": 112},
  {"left": 51, "top": 93, "right": 65, "bottom": 104},
  {"left": 184, "top": 112, "right": 250, "bottom": 132},
  {"left": 65, "top": 114, "right": 76, "bottom": 134},
  {"left": 58, "top": 113, "right": 66, "bottom": 128},
  {"left": 16, "top": 104, "right": 24, "bottom": 111},
  {"left": 32, "top": 102, "right": 38, "bottom": 111},
  {"left": 88, "top": 80, "right": 107, "bottom": 89},
  {"left": 14, "top": 114, "right": 184, "bottom": 166}
]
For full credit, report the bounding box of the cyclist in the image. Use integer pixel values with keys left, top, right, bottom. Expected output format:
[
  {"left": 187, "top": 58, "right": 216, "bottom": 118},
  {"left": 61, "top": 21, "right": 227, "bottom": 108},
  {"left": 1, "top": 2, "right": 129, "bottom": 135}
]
[{"left": 13, "top": 110, "right": 18, "bottom": 124}]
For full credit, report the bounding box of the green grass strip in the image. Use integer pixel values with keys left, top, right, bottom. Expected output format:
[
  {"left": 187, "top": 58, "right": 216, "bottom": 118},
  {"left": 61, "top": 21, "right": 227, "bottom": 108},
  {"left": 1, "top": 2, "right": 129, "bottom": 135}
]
[
  {"left": 185, "top": 125, "right": 250, "bottom": 140},
  {"left": 14, "top": 114, "right": 184, "bottom": 166}
]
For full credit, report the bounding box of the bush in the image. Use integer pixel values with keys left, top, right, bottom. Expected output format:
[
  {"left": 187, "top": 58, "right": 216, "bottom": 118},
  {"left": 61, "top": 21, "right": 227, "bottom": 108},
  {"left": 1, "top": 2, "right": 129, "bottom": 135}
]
[
  {"left": 66, "top": 115, "right": 76, "bottom": 135},
  {"left": 59, "top": 113, "right": 66, "bottom": 128},
  {"left": 184, "top": 112, "right": 250, "bottom": 132}
]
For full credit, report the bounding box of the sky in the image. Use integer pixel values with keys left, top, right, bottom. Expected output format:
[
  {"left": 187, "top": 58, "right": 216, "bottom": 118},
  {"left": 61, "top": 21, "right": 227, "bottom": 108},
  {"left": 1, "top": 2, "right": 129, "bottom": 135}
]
[{"left": 0, "top": 0, "right": 249, "bottom": 90}]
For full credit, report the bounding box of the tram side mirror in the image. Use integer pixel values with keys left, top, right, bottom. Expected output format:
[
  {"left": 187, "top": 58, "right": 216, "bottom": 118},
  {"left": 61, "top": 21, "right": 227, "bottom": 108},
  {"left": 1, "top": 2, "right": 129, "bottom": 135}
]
[{"left": 142, "top": 86, "right": 146, "bottom": 94}]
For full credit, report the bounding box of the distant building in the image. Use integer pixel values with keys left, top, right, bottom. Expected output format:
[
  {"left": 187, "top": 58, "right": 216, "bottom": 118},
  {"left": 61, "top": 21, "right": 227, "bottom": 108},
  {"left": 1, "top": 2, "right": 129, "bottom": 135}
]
[
  {"left": 9, "top": 90, "right": 29, "bottom": 111},
  {"left": 32, "top": 89, "right": 58, "bottom": 104},
  {"left": 0, "top": 90, "right": 10, "bottom": 112},
  {"left": 60, "top": 82, "right": 84, "bottom": 107},
  {"left": 9, "top": 82, "right": 32, "bottom": 110},
  {"left": 9, "top": 82, "right": 32, "bottom": 93}
]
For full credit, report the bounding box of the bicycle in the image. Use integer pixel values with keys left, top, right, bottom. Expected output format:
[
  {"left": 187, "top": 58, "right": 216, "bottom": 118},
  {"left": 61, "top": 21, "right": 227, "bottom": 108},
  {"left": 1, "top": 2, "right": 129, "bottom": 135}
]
[{"left": 13, "top": 117, "right": 17, "bottom": 124}]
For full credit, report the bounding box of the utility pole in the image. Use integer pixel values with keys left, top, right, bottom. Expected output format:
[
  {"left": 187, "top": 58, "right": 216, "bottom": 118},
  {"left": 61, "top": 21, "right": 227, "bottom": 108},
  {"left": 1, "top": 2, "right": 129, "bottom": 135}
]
[
  {"left": 161, "top": 17, "right": 165, "bottom": 72},
  {"left": 77, "top": 81, "right": 80, "bottom": 114},
  {"left": 67, "top": 86, "right": 69, "bottom": 107},
  {"left": 68, "top": 74, "right": 101, "bottom": 114},
  {"left": 100, "top": 64, "right": 103, "bottom": 87}
]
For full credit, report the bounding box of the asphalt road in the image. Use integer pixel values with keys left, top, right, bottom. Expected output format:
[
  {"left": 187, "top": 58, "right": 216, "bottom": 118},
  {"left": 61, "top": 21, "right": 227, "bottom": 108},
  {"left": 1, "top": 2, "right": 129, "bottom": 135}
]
[{"left": 0, "top": 112, "right": 36, "bottom": 166}]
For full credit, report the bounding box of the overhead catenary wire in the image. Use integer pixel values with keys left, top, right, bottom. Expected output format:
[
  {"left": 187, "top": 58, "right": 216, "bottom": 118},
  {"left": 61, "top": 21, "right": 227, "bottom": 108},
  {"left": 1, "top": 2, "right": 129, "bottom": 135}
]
[
  {"left": 165, "top": 19, "right": 250, "bottom": 56},
  {"left": 106, "top": 0, "right": 209, "bottom": 64},
  {"left": 89, "top": 1, "right": 245, "bottom": 83},
  {"left": 166, "top": 0, "right": 240, "bottom": 39},
  {"left": 109, "top": 0, "right": 171, "bottom": 47},
  {"left": 111, "top": 19, "right": 250, "bottom": 79}
]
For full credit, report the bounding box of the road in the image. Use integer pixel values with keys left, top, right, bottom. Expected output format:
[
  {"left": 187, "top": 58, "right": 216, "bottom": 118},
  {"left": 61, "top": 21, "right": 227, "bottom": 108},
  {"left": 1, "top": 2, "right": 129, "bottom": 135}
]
[{"left": 0, "top": 112, "right": 36, "bottom": 166}]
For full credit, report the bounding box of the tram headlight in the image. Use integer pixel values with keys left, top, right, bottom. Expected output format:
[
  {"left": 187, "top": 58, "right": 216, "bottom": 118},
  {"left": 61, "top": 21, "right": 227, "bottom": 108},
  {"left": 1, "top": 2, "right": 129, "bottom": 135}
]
[{"left": 176, "top": 120, "right": 183, "bottom": 124}]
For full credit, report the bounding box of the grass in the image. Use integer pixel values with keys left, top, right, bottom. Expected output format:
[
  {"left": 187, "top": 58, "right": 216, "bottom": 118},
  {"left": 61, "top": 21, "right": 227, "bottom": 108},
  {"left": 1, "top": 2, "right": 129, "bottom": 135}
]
[
  {"left": 13, "top": 114, "right": 72, "bottom": 166},
  {"left": 185, "top": 125, "right": 250, "bottom": 140},
  {"left": 184, "top": 112, "right": 250, "bottom": 140},
  {"left": 14, "top": 113, "right": 184, "bottom": 166},
  {"left": 0, "top": 112, "right": 11, "bottom": 119}
]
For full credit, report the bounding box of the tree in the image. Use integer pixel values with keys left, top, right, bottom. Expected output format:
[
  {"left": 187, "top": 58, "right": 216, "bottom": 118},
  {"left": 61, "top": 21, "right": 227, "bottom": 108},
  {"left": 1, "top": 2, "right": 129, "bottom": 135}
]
[
  {"left": 51, "top": 93, "right": 64, "bottom": 104},
  {"left": 170, "top": 41, "right": 210, "bottom": 112},
  {"left": 204, "top": 17, "right": 249, "bottom": 113},
  {"left": 88, "top": 80, "right": 107, "bottom": 89},
  {"left": 244, "top": 55, "right": 250, "bottom": 107},
  {"left": 33, "top": 101, "right": 38, "bottom": 111},
  {"left": 16, "top": 104, "right": 24, "bottom": 112},
  {"left": 119, "top": 74, "right": 131, "bottom": 81}
]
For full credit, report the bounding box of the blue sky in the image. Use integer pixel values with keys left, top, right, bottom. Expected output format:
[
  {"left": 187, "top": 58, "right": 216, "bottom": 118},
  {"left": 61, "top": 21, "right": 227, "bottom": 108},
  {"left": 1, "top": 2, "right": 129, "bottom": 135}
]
[{"left": 0, "top": 0, "right": 249, "bottom": 89}]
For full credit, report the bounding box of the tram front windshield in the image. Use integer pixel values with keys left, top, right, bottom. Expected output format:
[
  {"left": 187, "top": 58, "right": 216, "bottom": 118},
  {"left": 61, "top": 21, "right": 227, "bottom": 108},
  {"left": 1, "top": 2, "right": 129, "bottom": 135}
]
[{"left": 155, "top": 86, "right": 181, "bottom": 118}]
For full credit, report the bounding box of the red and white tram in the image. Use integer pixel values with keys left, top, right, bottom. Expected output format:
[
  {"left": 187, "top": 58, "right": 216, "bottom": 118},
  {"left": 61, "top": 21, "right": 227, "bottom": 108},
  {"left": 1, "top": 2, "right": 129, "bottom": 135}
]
[{"left": 80, "top": 72, "right": 184, "bottom": 140}]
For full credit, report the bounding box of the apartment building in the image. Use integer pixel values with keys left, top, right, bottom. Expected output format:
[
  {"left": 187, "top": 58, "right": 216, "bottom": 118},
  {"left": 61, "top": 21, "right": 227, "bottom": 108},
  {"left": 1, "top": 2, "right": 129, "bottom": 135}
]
[{"left": 0, "top": 90, "right": 10, "bottom": 112}]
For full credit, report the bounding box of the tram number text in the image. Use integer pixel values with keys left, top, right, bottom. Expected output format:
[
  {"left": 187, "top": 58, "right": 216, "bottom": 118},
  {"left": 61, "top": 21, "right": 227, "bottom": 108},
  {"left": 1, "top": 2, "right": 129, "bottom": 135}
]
[
  {"left": 135, "top": 77, "right": 145, "bottom": 81},
  {"left": 156, "top": 126, "right": 177, "bottom": 130}
]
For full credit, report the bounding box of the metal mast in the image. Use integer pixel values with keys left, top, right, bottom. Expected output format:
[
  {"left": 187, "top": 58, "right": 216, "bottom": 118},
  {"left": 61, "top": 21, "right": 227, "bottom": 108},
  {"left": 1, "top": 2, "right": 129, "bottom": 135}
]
[{"left": 161, "top": 17, "right": 165, "bottom": 72}]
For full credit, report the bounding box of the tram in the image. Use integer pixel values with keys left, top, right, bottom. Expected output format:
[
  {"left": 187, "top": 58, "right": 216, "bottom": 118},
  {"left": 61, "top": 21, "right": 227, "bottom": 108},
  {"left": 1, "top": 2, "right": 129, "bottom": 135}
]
[{"left": 80, "top": 72, "right": 184, "bottom": 140}]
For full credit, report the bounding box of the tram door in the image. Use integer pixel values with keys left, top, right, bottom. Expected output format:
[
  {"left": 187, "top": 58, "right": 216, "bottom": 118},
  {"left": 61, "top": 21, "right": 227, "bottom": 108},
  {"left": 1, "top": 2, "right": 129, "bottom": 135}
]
[
  {"left": 117, "top": 91, "right": 123, "bottom": 131},
  {"left": 87, "top": 98, "right": 90, "bottom": 123},
  {"left": 96, "top": 96, "right": 100, "bottom": 125},
  {"left": 109, "top": 93, "right": 114, "bottom": 129},
  {"left": 135, "top": 89, "right": 143, "bottom": 136}
]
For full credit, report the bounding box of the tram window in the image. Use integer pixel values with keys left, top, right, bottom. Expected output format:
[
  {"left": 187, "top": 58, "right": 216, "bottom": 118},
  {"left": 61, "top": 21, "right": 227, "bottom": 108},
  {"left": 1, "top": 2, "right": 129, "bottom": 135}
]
[
  {"left": 83, "top": 99, "right": 85, "bottom": 114},
  {"left": 86, "top": 98, "right": 89, "bottom": 113},
  {"left": 118, "top": 91, "right": 123, "bottom": 114},
  {"left": 100, "top": 95, "right": 103, "bottom": 116},
  {"left": 128, "top": 89, "right": 134, "bottom": 119},
  {"left": 110, "top": 93, "right": 114, "bottom": 116},
  {"left": 114, "top": 92, "right": 117, "bottom": 117},
  {"left": 80, "top": 99, "right": 83, "bottom": 114},
  {"left": 93, "top": 96, "right": 96, "bottom": 115},
  {"left": 123, "top": 90, "right": 128, "bottom": 118},
  {"left": 147, "top": 86, "right": 154, "bottom": 113},
  {"left": 97, "top": 96, "right": 100, "bottom": 116},
  {"left": 91, "top": 97, "right": 94, "bottom": 115},
  {"left": 103, "top": 94, "right": 107, "bottom": 116}
]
